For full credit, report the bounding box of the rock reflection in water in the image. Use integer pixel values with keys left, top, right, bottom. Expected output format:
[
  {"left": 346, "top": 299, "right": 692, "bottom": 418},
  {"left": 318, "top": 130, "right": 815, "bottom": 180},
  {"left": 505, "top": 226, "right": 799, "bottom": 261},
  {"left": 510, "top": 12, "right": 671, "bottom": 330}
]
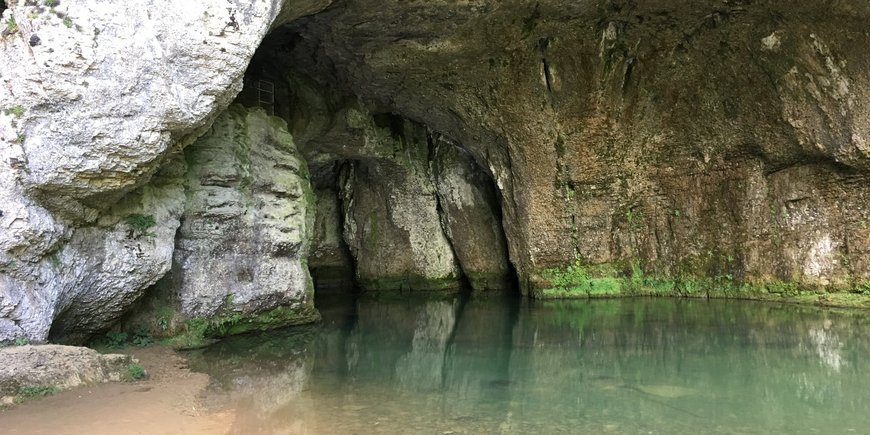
[{"left": 187, "top": 297, "right": 870, "bottom": 434}]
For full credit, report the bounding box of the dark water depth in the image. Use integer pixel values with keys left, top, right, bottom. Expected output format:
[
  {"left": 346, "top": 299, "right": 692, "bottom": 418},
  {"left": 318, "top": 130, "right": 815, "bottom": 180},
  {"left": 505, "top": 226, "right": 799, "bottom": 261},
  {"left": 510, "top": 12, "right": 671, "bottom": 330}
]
[{"left": 186, "top": 295, "right": 870, "bottom": 434}]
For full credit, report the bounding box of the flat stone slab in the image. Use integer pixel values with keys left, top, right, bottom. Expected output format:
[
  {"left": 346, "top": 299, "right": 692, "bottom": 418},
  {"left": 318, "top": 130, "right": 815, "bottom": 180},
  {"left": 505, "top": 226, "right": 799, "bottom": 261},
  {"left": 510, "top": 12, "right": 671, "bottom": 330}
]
[{"left": 0, "top": 345, "right": 135, "bottom": 399}]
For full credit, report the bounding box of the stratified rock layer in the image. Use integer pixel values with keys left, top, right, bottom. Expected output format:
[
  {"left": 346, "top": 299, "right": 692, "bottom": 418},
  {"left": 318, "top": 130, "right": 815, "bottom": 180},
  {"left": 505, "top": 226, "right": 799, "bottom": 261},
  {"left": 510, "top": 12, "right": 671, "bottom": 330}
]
[{"left": 172, "top": 105, "right": 316, "bottom": 320}]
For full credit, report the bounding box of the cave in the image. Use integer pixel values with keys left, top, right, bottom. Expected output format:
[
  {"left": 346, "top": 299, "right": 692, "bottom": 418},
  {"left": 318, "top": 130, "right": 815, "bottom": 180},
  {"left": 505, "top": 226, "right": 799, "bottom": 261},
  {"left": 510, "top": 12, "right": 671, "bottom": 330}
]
[
  {"left": 232, "top": 28, "right": 517, "bottom": 296},
  {"left": 1, "top": 0, "right": 862, "bottom": 345},
  {"left": 229, "top": 1, "right": 869, "bottom": 302},
  {"left": 2, "top": 1, "right": 870, "bottom": 431}
]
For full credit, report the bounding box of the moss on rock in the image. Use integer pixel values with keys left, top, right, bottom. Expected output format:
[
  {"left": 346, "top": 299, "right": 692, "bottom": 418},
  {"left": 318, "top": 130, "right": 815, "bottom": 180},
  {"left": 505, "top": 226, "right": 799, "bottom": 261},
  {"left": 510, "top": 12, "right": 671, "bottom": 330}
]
[{"left": 534, "top": 259, "right": 870, "bottom": 308}]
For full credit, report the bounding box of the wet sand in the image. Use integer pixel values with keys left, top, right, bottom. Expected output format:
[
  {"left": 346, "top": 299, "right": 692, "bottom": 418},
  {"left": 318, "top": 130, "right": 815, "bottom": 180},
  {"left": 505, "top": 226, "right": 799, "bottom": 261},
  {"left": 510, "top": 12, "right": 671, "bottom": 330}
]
[{"left": 0, "top": 346, "right": 232, "bottom": 435}]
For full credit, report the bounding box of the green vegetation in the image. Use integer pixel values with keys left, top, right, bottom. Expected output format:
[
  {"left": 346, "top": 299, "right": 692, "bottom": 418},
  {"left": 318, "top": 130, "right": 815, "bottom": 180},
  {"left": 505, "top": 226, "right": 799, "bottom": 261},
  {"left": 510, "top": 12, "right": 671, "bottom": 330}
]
[
  {"left": 539, "top": 260, "right": 625, "bottom": 298},
  {"left": 92, "top": 331, "right": 128, "bottom": 349},
  {"left": 91, "top": 325, "right": 153, "bottom": 350},
  {"left": 535, "top": 257, "right": 870, "bottom": 308},
  {"left": 62, "top": 16, "right": 73, "bottom": 28},
  {"left": 16, "top": 386, "right": 59, "bottom": 402},
  {"left": 164, "top": 305, "right": 320, "bottom": 350},
  {"left": 154, "top": 305, "right": 174, "bottom": 332},
  {"left": 130, "top": 325, "right": 153, "bottom": 347},
  {"left": 0, "top": 337, "right": 30, "bottom": 348},
  {"left": 127, "top": 363, "right": 146, "bottom": 380},
  {"left": 45, "top": 0, "right": 58, "bottom": 6},
  {"left": 49, "top": 253, "right": 61, "bottom": 268},
  {"left": 5, "top": 17, "right": 18, "bottom": 34},
  {"left": 4, "top": 105, "right": 24, "bottom": 117},
  {"left": 125, "top": 213, "right": 156, "bottom": 238}
]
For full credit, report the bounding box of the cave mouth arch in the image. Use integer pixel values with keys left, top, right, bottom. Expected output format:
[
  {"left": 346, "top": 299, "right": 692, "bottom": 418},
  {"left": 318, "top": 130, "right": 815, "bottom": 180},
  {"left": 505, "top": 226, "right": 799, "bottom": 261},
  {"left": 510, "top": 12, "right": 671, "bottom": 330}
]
[{"left": 234, "top": 28, "right": 519, "bottom": 296}]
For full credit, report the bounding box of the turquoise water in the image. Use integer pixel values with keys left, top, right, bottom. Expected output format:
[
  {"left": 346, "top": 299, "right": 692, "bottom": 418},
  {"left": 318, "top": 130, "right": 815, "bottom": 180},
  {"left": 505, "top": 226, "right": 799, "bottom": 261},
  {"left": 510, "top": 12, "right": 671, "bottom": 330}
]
[{"left": 187, "top": 295, "right": 870, "bottom": 434}]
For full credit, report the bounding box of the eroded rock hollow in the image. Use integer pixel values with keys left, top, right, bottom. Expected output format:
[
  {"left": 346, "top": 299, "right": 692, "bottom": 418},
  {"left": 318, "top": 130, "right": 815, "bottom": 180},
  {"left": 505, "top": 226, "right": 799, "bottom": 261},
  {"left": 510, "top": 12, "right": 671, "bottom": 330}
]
[{"left": 1, "top": 0, "right": 869, "bottom": 343}]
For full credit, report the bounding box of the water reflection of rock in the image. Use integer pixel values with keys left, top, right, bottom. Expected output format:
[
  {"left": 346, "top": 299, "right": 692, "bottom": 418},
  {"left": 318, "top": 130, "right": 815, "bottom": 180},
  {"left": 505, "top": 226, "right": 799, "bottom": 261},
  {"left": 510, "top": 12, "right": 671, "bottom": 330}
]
[
  {"left": 506, "top": 299, "right": 868, "bottom": 432},
  {"left": 185, "top": 327, "right": 318, "bottom": 433},
  {"left": 808, "top": 319, "right": 843, "bottom": 372},
  {"left": 394, "top": 300, "right": 458, "bottom": 390},
  {"left": 186, "top": 297, "right": 870, "bottom": 434}
]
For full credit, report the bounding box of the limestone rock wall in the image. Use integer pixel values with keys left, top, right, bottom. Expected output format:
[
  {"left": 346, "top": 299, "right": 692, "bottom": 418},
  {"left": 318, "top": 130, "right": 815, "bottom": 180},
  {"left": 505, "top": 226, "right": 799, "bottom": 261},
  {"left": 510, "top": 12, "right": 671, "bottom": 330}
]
[
  {"left": 338, "top": 118, "right": 462, "bottom": 291},
  {"left": 2, "top": 159, "right": 186, "bottom": 343},
  {"left": 171, "top": 105, "right": 316, "bottom": 320},
  {"left": 0, "top": 0, "right": 337, "bottom": 342},
  {"left": 432, "top": 138, "right": 513, "bottom": 290},
  {"left": 285, "top": 0, "right": 870, "bottom": 297}
]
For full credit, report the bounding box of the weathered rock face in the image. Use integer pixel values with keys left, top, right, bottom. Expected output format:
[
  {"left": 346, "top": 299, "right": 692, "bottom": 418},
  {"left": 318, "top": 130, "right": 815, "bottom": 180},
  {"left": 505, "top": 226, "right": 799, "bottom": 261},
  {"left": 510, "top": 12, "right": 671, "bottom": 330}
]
[
  {"left": 2, "top": 159, "right": 185, "bottom": 343},
  {"left": 0, "top": 0, "right": 291, "bottom": 219},
  {"left": 0, "top": 345, "right": 135, "bottom": 399},
  {"left": 432, "top": 138, "right": 513, "bottom": 290},
  {"left": 171, "top": 105, "right": 316, "bottom": 321},
  {"left": 338, "top": 119, "right": 462, "bottom": 291},
  {"left": 0, "top": 1, "right": 330, "bottom": 342},
  {"left": 281, "top": 0, "right": 870, "bottom": 296}
]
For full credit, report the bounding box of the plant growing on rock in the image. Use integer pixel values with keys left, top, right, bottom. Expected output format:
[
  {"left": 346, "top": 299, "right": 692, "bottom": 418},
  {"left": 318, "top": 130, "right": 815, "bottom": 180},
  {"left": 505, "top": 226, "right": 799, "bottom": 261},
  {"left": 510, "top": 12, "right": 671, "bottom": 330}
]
[
  {"left": 125, "top": 213, "right": 156, "bottom": 238},
  {"left": 5, "top": 17, "right": 18, "bottom": 34},
  {"left": 16, "top": 386, "right": 59, "bottom": 403},
  {"left": 4, "top": 105, "right": 24, "bottom": 117}
]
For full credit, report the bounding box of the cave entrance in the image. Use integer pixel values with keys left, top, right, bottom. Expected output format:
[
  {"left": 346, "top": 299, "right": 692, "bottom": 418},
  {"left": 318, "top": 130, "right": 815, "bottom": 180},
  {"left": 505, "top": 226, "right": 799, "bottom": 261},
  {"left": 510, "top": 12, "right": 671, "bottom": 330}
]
[{"left": 236, "top": 27, "right": 519, "bottom": 298}]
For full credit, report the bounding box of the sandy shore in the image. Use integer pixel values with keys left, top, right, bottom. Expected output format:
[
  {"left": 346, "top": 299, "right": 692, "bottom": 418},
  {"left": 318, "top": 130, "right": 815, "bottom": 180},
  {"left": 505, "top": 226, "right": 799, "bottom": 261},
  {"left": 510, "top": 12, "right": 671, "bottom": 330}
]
[{"left": 0, "top": 345, "right": 232, "bottom": 435}]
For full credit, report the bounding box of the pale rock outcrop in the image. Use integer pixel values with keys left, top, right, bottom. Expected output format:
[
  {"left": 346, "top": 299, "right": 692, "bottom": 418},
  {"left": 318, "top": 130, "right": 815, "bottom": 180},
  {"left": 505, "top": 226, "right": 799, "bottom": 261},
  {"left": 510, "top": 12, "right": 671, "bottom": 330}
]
[
  {"left": 0, "top": 1, "right": 329, "bottom": 342},
  {"left": 171, "top": 105, "right": 316, "bottom": 320},
  {"left": 0, "top": 345, "right": 136, "bottom": 399},
  {"left": 2, "top": 159, "right": 186, "bottom": 343},
  {"left": 339, "top": 118, "right": 462, "bottom": 291},
  {"left": 1, "top": 0, "right": 288, "bottom": 218}
]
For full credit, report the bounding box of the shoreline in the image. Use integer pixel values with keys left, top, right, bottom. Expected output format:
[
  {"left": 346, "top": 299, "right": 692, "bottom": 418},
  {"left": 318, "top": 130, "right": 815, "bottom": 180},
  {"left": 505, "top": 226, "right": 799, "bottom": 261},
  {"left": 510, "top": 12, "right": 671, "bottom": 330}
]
[{"left": 0, "top": 345, "right": 232, "bottom": 434}]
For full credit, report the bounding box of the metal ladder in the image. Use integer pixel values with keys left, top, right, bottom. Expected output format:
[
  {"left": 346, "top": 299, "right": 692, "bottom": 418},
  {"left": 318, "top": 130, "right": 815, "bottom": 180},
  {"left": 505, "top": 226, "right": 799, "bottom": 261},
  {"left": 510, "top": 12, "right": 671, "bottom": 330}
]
[{"left": 257, "top": 80, "right": 274, "bottom": 116}]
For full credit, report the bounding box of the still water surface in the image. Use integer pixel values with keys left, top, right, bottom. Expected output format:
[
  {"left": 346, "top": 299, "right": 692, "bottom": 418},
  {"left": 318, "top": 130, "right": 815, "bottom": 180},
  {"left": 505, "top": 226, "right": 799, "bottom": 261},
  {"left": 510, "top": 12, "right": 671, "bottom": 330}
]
[{"left": 187, "top": 295, "right": 870, "bottom": 434}]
